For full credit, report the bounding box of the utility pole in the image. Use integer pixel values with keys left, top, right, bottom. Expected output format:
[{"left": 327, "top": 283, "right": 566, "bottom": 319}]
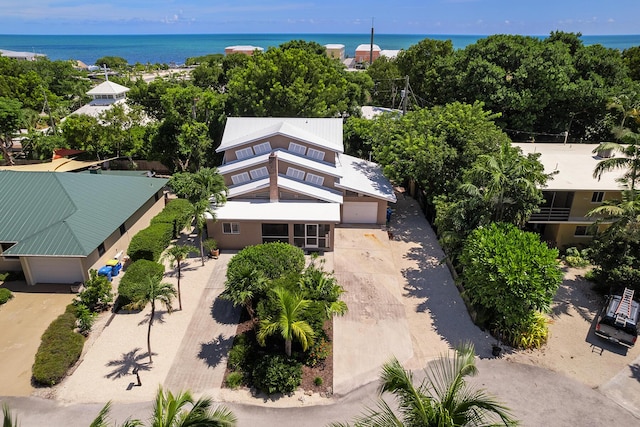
[
  {"left": 369, "top": 18, "right": 374, "bottom": 65},
  {"left": 402, "top": 76, "right": 410, "bottom": 115},
  {"left": 42, "top": 88, "right": 56, "bottom": 134}
]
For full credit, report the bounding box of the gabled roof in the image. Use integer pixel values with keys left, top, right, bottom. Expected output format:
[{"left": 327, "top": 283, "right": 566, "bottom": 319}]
[
  {"left": 217, "top": 118, "right": 344, "bottom": 154},
  {"left": 0, "top": 171, "right": 166, "bottom": 256},
  {"left": 514, "top": 143, "right": 626, "bottom": 191},
  {"left": 336, "top": 154, "right": 397, "bottom": 202},
  {"left": 86, "top": 80, "right": 130, "bottom": 96},
  {"left": 218, "top": 149, "right": 340, "bottom": 177},
  {"left": 227, "top": 175, "right": 343, "bottom": 204}
]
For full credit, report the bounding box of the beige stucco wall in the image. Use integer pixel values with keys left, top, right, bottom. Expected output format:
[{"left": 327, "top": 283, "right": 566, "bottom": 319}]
[
  {"left": 542, "top": 222, "right": 609, "bottom": 249},
  {"left": 569, "top": 190, "right": 621, "bottom": 218},
  {"left": 208, "top": 220, "right": 335, "bottom": 251},
  {"left": 0, "top": 252, "right": 21, "bottom": 271}
]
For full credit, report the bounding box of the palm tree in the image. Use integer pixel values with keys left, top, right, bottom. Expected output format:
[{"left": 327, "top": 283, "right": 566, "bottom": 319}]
[
  {"left": 90, "top": 387, "right": 236, "bottom": 427},
  {"left": 163, "top": 245, "right": 198, "bottom": 311},
  {"left": 221, "top": 265, "right": 269, "bottom": 323},
  {"left": 587, "top": 179, "right": 640, "bottom": 234},
  {"left": 257, "top": 287, "right": 315, "bottom": 357},
  {"left": 593, "top": 128, "right": 640, "bottom": 191},
  {"left": 2, "top": 404, "right": 19, "bottom": 427},
  {"left": 125, "top": 274, "right": 177, "bottom": 364},
  {"left": 332, "top": 342, "right": 517, "bottom": 427}
]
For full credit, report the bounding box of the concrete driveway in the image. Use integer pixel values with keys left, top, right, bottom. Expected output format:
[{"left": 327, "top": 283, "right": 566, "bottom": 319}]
[
  {"left": 0, "top": 282, "right": 75, "bottom": 396},
  {"left": 332, "top": 194, "right": 493, "bottom": 395}
]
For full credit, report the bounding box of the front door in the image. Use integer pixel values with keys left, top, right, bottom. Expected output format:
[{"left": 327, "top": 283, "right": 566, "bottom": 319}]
[{"left": 306, "top": 224, "right": 319, "bottom": 248}]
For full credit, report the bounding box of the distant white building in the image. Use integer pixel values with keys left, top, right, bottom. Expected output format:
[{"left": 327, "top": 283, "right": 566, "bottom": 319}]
[
  {"left": 324, "top": 44, "right": 345, "bottom": 60},
  {"left": 380, "top": 50, "right": 400, "bottom": 59},
  {"left": 0, "top": 49, "right": 45, "bottom": 61},
  {"left": 71, "top": 80, "right": 130, "bottom": 118},
  {"left": 355, "top": 44, "right": 381, "bottom": 63},
  {"left": 224, "top": 45, "right": 264, "bottom": 56}
]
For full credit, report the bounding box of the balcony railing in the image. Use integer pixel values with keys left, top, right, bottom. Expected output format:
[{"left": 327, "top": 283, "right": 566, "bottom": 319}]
[{"left": 529, "top": 207, "right": 571, "bottom": 222}]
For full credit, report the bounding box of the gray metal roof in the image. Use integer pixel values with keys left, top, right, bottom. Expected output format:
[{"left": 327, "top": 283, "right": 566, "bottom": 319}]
[{"left": 0, "top": 171, "right": 167, "bottom": 256}]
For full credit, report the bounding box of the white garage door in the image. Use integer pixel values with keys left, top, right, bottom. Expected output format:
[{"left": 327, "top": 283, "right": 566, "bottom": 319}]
[
  {"left": 342, "top": 201, "right": 379, "bottom": 224},
  {"left": 28, "top": 257, "right": 85, "bottom": 284}
]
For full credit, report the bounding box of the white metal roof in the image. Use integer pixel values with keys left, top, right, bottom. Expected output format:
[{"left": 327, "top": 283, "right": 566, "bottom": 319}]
[
  {"left": 278, "top": 175, "right": 344, "bottom": 203},
  {"left": 213, "top": 200, "right": 341, "bottom": 222},
  {"left": 218, "top": 149, "right": 340, "bottom": 177},
  {"left": 514, "top": 143, "right": 626, "bottom": 191},
  {"left": 336, "top": 154, "right": 397, "bottom": 202},
  {"left": 355, "top": 44, "right": 381, "bottom": 52},
  {"left": 325, "top": 44, "right": 345, "bottom": 49},
  {"left": 86, "top": 80, "right": 130, "bottom": 96},
  {"left": 227, "top": 178, "right": 270, "bottom": 198},
  {"left": 218, "top": 118, "right": 344, "bottom": 154}
]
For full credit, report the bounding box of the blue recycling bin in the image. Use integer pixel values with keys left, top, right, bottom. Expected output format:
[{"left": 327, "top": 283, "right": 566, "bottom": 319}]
[
  {"left": 98, "top": 265, "right": 113, "bottom": 282},
  {"left": 111, "top": 262, "right": 122, "bottom": 276}
]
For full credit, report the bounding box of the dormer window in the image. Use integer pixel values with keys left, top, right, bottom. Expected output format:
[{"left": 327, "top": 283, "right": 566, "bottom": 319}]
[
  {"left": 250, "top": 167, "right": 269, "bottom": 180},
  {"left": 288, "top": 142, "right": 307, "bottom": 155},
  {"left": 286, "top": 167, "right": 305, "bottom": 180},
  {"left": 235, "top": 147, "right": 254, "bottom": 160},
  {"left": 254, "top": 142, "right": 272, "bottom": 155},
  {"left": 307, "top": 148, "right": 325, "bottom": 161},
  {"left": 231, "top": 172, "right": 250, "bottom": 185},
  {"left": 305, "top": 173, "right": 324, "bottom": 186}
]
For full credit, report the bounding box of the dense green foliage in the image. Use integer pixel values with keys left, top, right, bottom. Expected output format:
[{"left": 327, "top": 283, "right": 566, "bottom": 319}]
[
  {"left": 150, "top": 198, "right": 193, "bottom": 237},
  {"left": 116, "top": 260, "right": 165, "bottom": 309},
  {"left": 0, "top": 287, "right": 13, "bottom": 304},
  {"left": 251, "top": 354, "right": 302, "bottom": 395},
  {"left": 226, "top": 242, "right": 305, "bottom": 281},
  {"left": 32, "top": 306, "right": 84, "bottom": 386},
  {"left": 95, "top": 56, "right": 128, "bottom": 69},
  {"left": 127, "top": 222, "right": 173, "bottom": 262},
  {"left": 460, "top": 223, "right": 563, "bottom": 347},
  {"left": 331, "top": 343, "right": 516, "bottom": 427}
]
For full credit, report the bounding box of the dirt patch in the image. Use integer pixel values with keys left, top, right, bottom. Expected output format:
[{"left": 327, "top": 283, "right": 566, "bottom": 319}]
[{"left": 504, "top": 267, "right": 640, "bottom": 388}]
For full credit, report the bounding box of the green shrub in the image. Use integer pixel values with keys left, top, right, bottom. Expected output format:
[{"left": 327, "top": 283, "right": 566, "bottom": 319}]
[
  {"left": 314, "top": 376, "right": 323, "bottom": 386},
  {"left": 562, "top": 247, "right": 591, "bottom": 268},
  {"left": 306, "top": 337, "right": 330, "bottom": 367},
  {"left": 127, "top": 222, "right": 173, "bottom": 262},
  {"left": 116, "top": 260, "right": 165, "bottom": 309},
  {"left": 0, "top": 272, "right": 8, "bottom": 281},
  {"left": 0, "top": 288, "right": 13, "bottom": 305},
  {"left": 73, "top": 303, "right": 96, "bottom": 335},
  {"left": 32, "top": 311, "right": 85, "bottom": 386},
  {"left": 227, "top": 242, "right": 305, "bottom": 281},
  {"left": 225, "top": 371, "right": 243, "bottom": 389},
  {"left": 228, "top": 334, "right": 253, "bottom": 371},
  {"left": 251, "top": 354, "right": 302, "bottom": 395},
  {"left": 77, "top": 270, "right": 113, "bottom": 312},
  {"left": 150, "top": 198, "right": 193, "bottom": 238},
  {"left": 505, "top": 312, "right": 550, "bottom": 349}
]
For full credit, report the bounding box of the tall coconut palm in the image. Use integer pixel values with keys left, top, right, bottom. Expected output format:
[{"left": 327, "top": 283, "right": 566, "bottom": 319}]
[
  {"left": 257, "top": 287, "right": 315, "bottom": 357},
  {"left": 332, "top": 342, "right": 517, "bottom": 427},
  {"left": 90, "top": 387, "right": 236, "bottom": 427},
  {"left": 192, "top": 199, "right": 213, "bottom": 267},
  {"left": 163, "top": 245, "right": 197, "bottom": 311},
  {"left": 125, "top": 274, "right": 176, "bottom": 364},
  {"left": 221, "top": 265, "right": 269, "bottom": 323}
]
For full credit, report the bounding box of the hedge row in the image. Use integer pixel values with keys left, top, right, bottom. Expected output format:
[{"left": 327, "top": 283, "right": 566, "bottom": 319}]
[
  {"left": 127, "top": 222, "right": 173, "bottom": 262},
  {"left": 150, "top": 198, "right": 193, "bottom": 238},
  {"left": 116, "top": 259, "right": 165, "bottom": 309},
  {"left": 32, "top": 304, "right": 84, "bottom": 386}
]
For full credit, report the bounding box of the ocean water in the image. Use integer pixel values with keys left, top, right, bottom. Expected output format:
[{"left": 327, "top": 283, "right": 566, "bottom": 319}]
[{"left": 0, "top": 33, "right": 638, "bottom": 66}]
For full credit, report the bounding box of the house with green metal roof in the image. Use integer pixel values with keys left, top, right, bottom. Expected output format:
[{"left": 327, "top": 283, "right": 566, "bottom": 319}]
[{"left": 0, "top": 170, "right": 167, "bottom": 286}]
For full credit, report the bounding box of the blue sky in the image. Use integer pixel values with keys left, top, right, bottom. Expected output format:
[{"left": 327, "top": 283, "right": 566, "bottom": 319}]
[{"left": 1, "top": 0, "right": 638, "bottom": 35}]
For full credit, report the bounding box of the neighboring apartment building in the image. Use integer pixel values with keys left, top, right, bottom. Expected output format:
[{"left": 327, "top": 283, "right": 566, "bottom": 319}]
[
  {"left": 515, "top": 142, "right": 625, "bottom": 248},
  {"left": 208, "top": 117, "right": 396, "bottom": 251}
]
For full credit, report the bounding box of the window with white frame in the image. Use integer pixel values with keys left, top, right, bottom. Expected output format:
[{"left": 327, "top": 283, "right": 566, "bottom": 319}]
[
  {"left": 254, "top": 141, "right": 272, "bottom": 155},
  {"left": 307, "top": 148, "right": 325, "bottom": 161},
  {"left": 305, "top": 173, "right": 324, "bottom": 186},
  {"left": 235, "top": 146, "right": 254, "bottom": 160},
  {"left": 250, "top": 167, "right": 269, "bottom": 180},
  {"left": 288, "top": 142, "right": 307, "bottom": 155},
  {"left": 231, "top": 172, "right": 250, "bottom": 185},
  {"left": 223, "top": 222, "right": 240, "bottom": 234},
  {"left": 574, "top": 226, "right": 594, "bottom": 236},
  {"left": 286, "top": 167, "right": 305, "bottom": 180},
  {"left": 591, "top": 191, "right": 605, "bottom": 203}
]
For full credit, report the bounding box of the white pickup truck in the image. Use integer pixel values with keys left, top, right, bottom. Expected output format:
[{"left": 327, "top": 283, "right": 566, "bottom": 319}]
[{"left": 595, "top": 288, "right": 640, "bottom": 348}]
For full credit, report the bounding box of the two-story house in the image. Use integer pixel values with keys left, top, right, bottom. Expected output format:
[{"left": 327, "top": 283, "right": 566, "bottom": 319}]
[
  {"left": 208, "top": 117, "right": 396, "bottom": 251},
  {"left": 515, "top": 142, "right": 625, "bottom": 248}
]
